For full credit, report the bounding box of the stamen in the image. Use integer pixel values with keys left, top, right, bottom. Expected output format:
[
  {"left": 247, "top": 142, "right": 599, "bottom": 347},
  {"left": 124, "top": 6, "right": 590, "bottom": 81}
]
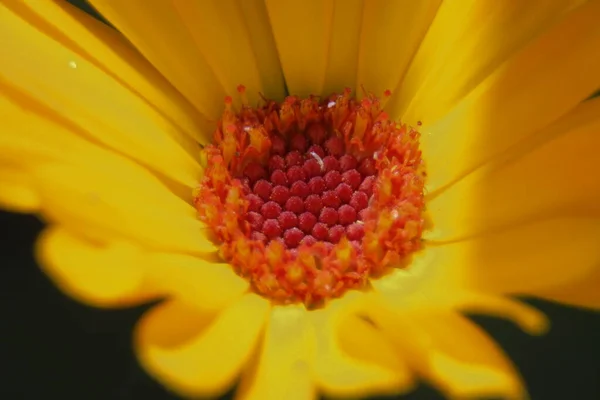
[
  {"left": 308, "top": 151, "right": 325, "bottom": 172},
  {"left": 193, "top": 88, "right": 426, "bottom": 307}
]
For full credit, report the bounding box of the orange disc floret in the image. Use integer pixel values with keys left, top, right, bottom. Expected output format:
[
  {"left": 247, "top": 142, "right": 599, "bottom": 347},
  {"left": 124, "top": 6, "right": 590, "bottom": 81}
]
[{"left": 193, "top": 88, "right": 426, "bottom": 307}]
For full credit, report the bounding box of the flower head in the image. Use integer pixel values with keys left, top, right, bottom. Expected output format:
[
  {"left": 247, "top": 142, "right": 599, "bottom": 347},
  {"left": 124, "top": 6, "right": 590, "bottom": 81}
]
[
  {"left": 195, "top": 87, "right": 426, "bottom": 307},
  {"left": 1, "top": 1, "right": 600, "bottom": 400}
]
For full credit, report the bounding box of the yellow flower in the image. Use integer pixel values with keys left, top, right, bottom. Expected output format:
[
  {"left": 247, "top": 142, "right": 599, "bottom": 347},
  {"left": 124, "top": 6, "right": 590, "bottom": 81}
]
[{"left": 1, "top": 0, "right": 599, "bottom": 399}]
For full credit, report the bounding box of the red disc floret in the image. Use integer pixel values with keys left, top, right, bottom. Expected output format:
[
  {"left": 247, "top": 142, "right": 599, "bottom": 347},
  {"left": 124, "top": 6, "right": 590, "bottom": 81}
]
[
  {"left": 338, "top": 204, "right": 357, "bottom": 226},
  {"left": 328, "top": 225, "right": 345, "bottom": 243},
  {"left": 284, "top": 227, "right": 304, "bottom": 248},
  {"left": 321, "top": 191, "right": 341, "bottom": 209},
  {"left": 278, "top": 211, "right": 298, "bottom": 230},
  {"left": 285, "top": 196, "right": 304, "bottom": 214},
  {"left": 303, "top": 158, "right": 322, "bottom": 178},
  {"left": 290, "top": 181, "right": 310, "bottom": 199},
  {"left": 246, "top": 211, "right": 264, "bottom": 231},
  {"left": 323, "top": 156, "right": 340, "bottom": 173},
  {"left": 339, "top": 154, "right": 358, "bottom": 172},
  {"left": 270, "top": 185, "right": 290, "bottom": 205},
  {"left": 324, "top": 170, "right": 342, "bottom": 190},
  {"left": 342, "top": 169, "right": 362, "bottom": 190},
  {"left": 308, "top": 176, "right": 326, "bottom": 195},
  {"left": 319, "top": 207, "right": 339, "bottom": 226},
  {"left": 287, "top": 165, "right": 307, "bottom": 184},
  {"left": 285, "top": 151, "right": 303, "bottom": 168},
  {"left": 269, "top": 155, "right": 286, "bottom": 172},
  {"left": 270, "top": 169, "right": 288, "bottom": 186},
  {"left": 304, "top": 194, "right": 323, "bottom": 215},
  {"left": 307, "top": 144, "right": 325, "bottom": 158},
  {"left": 245, "top": 194, "right": 263, "bottom": 212},
  {"left": 270, "top": 134, "right": 286, "bottom": 156},
  {"left": 261, "top": 201, "right": 282, "bottom": 219},
  {"left": 290, "top": 132, "right": 308, "bottom": 153},
  {"left": 311, "top": 222, "right": 328, "bottom": 241},
  {"left": 193, "top": 88, "right": 426, "bottom": 307},
  {"left": 262, "top": 219, "right": 281, "bottom": 239},
  {"left": 244, "top": 162, "right": 266, "bottom": 183},
  {"left": 335, "top": 183, "right": 353, "bottom": 203},
  {"left": 253, "top": 180, "right": 272, "bottom": 201},
  {"left": 298, "top": 212, "right": 317, "bottom": 233}
]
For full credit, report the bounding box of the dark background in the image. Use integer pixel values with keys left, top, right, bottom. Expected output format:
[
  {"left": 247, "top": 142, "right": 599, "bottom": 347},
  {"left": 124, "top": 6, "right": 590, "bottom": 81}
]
[{"left": 1, "top": 1, "right": 599, "bottom": 399}]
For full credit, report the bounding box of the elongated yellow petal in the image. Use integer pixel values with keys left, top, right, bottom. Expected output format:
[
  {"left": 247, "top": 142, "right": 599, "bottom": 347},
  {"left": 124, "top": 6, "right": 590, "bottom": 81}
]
[
  {"left": 0, "top": 4, "right": 202, "bottom": 188},
  {"left": 390, "top": 0, "right": 585, "bottom": 124},
  {"left": 0, "top": 90, "right": 215, "bottom": 254},
  {"left": 13, "top": 0, "right": 212, "bottom": 146},
  {"left": 37, "top": 225, "right": 246, "bottom": 310},
  {"left": 136, "top": 294, "right": 270, "bottom": 398},
  {"left": 237, "top": 305, "right": 316, "bottom": 400},
  {"left": 32, "top": 160, "right": 215, "bottom": 255},
  {"left": 90, "top": 0, "right": 284, "bottom": 111},
  {"left": 370, "top": 307, "right": 525, "bottom": 400},
  {"left": 144, "top": 253, "right": 248, "bottom": 310},
  {"left": 170, "top": 0, "right": 285, "bottom": 104},
  {"left": 0, "top": 166, "right": 39, "bottom": 213},
  {"left": 533, "top": 266, "right": 600, "bottom": 310},
  {"left": 373, "top": 219, "right": 600, "bottom": 319},
  {"left": 422, "top": 0, "right": 600, "bottom": 195},
  {"left": 426, "top": 218, "right": 599, "bottom": 298},
  {"left": 448, "top": 293, "right": 549, "bottom": 336},
  {"left": 0, "top": 94, "right": 88, "bottom": 166},
  {"left": 36, "top": 226, "right": 152, "bottom": 307},
  {"left": 370, "top": 247, "right": 465, "bottom": 311},
  {"left": 310, "top": 293, "right": 413, "bottom": 397},
  {"left": 427, "top": 97, "right": 600, "bottom": 241},
  {"left": 357, "top": 0, "right": 441, "bottom": 99},
  {"left": 265, "top": 0, "right": 364, "bottom": 97},
  {"left": 336, "top": 315, "right": 414, "bottom": 389},
  {"left": 0, "top": 92, "right": 184, "bottom": 202}
]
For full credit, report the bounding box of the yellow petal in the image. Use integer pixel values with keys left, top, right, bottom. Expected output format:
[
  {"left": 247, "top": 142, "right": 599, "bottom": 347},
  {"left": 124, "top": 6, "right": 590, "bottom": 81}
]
[
  {"left": 135, "top": 293, "right": 270, "bottom": 398},
  {"left": 265, "top": 0, "right": 364, "bottom": 97},
  {"left": 0, "top": 166, "right": 39, "bottom": 213},
  {"left": 14, "top": 0, "right": 212, "bottom": 146},
  {"left": 370, "top": 247, "right": 464, "bottom": 310},
  {"left": 373, "top": 217, "right": 599, "bottom": 324},
  {"left": 424, "top": 218, "right": 599, "bottom": 299},
  {"left": 357, "top": 0, "right": 441, "bottom": 100},
  {"left": 533, "top": 266, "right": 600, "bottom": 310},
  {"left": 0, "top": 3, "right": 201, "bottom": 188},
  {"left": 0, "top": 91, "right": 184, "bottom": 203},
  {"left": 370, "top": 306, "right": 526, "bottom": 400},
  {"left": 32, "top": 161, "right": 216, "bottom": 256},
  {"left": 311, "top": 293, "right": 414, "bottom": 397},
  {"left": 144, "top": 253, "right": 248, "bottom": 310},
  {"left": 367, "top": 248, "right": 542, "bottom": 332},
  {"left": 449, "top": 293, "right": 549, "bottom": 336},
  {"left": 0, "top": 91, "right": 128, "bottom": 166},
  {"left": 237, "top": 0, "right": 288, "bottom": 101},
  {"left": 421, "top": 0, "right": 600, "bottom": 195},
  {"left": 427, "top": 96, "right": 600, "bottom": 241},
  {"left": 36, "top": 226, "right": 151, "bottom": 307},
  {"left": 237, "top": 305, "right": 315, "bottom": 400},
  {"left": 169, "top": 0, "right": 285, "bottom": 103},
  {"left": 390, "top": 0, "right": 585, "bottom": 124},
  {"left": 336, "top": 315, "right": 414, "bottom": 390},
  {"left": 90, "top": 0, "right": 284, "bottom": 111},
  {"left": 0, "top": 90, "right": 215, "bottom": 254}
]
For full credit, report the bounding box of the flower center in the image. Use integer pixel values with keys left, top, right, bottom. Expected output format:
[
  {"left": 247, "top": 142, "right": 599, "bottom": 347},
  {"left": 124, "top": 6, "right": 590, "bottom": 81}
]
[{"left": 193, "top": 87, "right": 426, "bottom": 308}]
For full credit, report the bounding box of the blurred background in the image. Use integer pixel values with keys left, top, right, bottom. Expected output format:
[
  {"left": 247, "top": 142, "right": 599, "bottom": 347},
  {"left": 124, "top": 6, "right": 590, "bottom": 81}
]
[{"left": 1, "top": 1, "right": 599, "bottom": 399}]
